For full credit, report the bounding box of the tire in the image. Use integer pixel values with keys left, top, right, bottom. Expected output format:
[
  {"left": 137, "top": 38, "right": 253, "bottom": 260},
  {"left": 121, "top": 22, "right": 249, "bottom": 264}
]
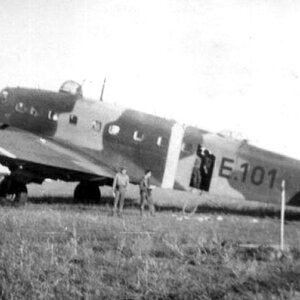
[
  {"left": 0, "top": 178, "right": 27, "bottom": 206},
  {"left": 4, "top": 183, "right": 28, "bottom": 205},
  {"left": 74, "top": 183, "right": 84, "bottom": 203},
  {"left": 74, "top": 182, "right": 101, "bottom": 203},
  {"left": 15, "top": 191, "right": 28, "bottom": 205},
  {"left": 14, "top": 183, "right": 28, "bottom": 205}
]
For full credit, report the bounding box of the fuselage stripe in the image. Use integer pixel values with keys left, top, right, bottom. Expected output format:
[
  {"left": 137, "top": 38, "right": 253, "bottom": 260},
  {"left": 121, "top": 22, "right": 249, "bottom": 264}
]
[{"left": 161, "top": 123, "right": 185, "bottom": 188}]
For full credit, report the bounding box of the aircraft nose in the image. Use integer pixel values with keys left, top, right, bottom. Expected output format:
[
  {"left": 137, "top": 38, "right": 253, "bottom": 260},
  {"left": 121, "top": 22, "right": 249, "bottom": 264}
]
[
  {"left": 0, "top": 90, "right": 11, "bottom": 122},
  {"left": 0, "top": 90, "right": 8, "bottom": 103}
]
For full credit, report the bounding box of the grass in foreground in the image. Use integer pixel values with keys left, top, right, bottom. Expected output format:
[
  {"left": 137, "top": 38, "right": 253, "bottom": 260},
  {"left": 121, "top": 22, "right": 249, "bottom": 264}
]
[{"left": 0, "top": 203, "right": 300, "bottom": 299}]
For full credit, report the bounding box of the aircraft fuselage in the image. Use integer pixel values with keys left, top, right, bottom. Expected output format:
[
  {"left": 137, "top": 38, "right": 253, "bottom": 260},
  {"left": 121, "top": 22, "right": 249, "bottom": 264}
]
[{"left": 1, "top": 81, "right": 300, "bottom": 205}]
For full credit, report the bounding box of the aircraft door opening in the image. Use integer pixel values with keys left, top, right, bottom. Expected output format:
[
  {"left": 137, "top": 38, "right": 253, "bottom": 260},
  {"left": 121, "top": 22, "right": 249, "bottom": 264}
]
[{"left": 189, "top": 145, "right": 215, "bottom": 192}]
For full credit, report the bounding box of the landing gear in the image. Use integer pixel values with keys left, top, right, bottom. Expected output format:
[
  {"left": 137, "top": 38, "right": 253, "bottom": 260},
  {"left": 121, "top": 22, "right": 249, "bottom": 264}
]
[
  {"left": 74, "top": 181, "right": 101, "bottom": 203},
  {"left": 0, "top": 178, "right": 28, "bottom": 205}
]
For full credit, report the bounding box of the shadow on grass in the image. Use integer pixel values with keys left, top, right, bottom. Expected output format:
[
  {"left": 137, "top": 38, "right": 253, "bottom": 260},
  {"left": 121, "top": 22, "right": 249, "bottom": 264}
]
[{"left": 28, "top": 196, "right": 300, "bottom": 221}]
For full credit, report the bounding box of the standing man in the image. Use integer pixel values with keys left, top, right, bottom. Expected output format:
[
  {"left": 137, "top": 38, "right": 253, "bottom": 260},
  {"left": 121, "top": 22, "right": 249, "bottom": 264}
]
[
  {"left": 139, "top": 169, "right": 155, "bottom": 217},
  {"left": 190, "top": 156, "right": 202, "bottom": 190},
  {"left": 112, "top": 167, "right": 130, "bottom": 217},
  {"left": 200, "top": 149, "right": 213, "bottom": 191}
]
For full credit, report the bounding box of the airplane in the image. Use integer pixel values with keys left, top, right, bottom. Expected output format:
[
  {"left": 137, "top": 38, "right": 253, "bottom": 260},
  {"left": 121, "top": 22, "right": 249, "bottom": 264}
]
[{"left": 0, "top": 80, "right": 299, "bottom": 206}]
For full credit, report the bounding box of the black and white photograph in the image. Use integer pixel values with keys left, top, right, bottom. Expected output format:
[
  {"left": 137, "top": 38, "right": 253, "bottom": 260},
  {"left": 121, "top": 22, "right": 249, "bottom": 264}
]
[{"left": 0, "top": 0, "right": 300, "bottom": 299}]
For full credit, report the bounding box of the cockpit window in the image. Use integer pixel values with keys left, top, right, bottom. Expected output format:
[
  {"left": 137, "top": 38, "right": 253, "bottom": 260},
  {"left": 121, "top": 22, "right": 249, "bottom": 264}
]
[
  {"left": 59, "top": 80, "right": 82, "bottom": 97},
  {"left": 48, "top": 111, "right": 58, "bottom": 121},
  {"left": 0, "top": 90, "right": 9, "bottom": 103},
  {"left": 15, "top": 102, "right": 28, "bottom": 113}
]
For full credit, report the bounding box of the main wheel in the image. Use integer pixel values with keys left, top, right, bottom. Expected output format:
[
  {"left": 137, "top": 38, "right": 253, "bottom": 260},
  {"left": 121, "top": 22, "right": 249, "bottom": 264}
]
[
  {"left": 74, "top": 182, "right": 101, "bottom": 203},
  {"left": 15, "top": 190, "right": 28, "bottom": 205},
  {"left": 1, "top": 180, "right": 28, "bottom": 205}
]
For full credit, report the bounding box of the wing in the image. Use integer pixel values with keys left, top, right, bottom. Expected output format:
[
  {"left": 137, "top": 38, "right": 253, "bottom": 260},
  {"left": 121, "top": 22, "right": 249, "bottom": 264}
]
[{"left": 0, "top": 127, "right": 115, "bottom": 183}]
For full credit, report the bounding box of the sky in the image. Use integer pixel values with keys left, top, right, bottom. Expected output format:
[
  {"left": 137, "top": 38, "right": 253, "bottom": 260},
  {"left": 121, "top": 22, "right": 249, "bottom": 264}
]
[{"left": 1, "top": 0, "right": 300, "bottom": 158}]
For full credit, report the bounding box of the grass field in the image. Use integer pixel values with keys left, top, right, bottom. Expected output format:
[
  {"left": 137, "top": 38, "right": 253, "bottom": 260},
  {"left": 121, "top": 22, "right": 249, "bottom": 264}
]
[{"left": 0, "top": 182, "right": 299, "bottom": 299}]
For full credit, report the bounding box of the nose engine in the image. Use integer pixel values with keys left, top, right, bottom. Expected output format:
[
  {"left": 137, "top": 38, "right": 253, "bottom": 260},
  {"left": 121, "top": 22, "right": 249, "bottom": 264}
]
[
  {"left": 0, "top": 81, "right": 79, "bottom": 136},
  {"left": 0, "top": 89, "right": 11, "bottom": 126}
]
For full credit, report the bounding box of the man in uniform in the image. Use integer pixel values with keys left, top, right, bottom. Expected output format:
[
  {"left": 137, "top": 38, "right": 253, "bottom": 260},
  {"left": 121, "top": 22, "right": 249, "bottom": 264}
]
[
  {"left": 112, "top": 167, "right": 130, "bottom": 217},
  {"left": 190, "top": 156, "right": 202, "bottom": 189},
  {"left": 139, "top": 169, "right": 155, "bottom": 217},
  {"left": 200, "top": 149, "right": 214, "bottom": 191}
]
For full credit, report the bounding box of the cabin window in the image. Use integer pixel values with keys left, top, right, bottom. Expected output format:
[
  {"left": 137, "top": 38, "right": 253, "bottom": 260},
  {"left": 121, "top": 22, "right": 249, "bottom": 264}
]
[
  {"left": 48, "top": 111, "right": 58, "bottom": 121},
  {"left": 30, "top": 107, "right": 39, "bottom": 117},
  {"left": 15, "top": 102, "right": 28, "bottom": 113},
  {"left": 133, "top": 131, "right": 145, "bottom": 142},
  {"left": 157, "top": 136, "right": 168, "bottom": 147},
  {"left": 92, "top": 120, "right": 102, "bottom": 132},
  {"left": 108, "top": 124, "right": 120, "bottom": 135},
  {"left": 69, "top": 114, "right": 78, "bottom": 125},
  {"left": 181, "top": 143, "right": 194, "bottom": 153},
  {"left": 0, "top": 90, "right": 8, "bottom": 103}
]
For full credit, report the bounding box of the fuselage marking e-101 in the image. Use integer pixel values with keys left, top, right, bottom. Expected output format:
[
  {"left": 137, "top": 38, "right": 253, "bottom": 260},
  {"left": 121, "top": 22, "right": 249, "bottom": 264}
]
[{"left": 219, "top": 157, "right": 277, "bottom": 189}]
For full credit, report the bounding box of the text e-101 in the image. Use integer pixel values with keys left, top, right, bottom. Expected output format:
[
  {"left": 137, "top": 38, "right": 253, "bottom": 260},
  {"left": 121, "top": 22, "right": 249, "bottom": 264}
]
[{"left": 219, "top": 157, "right": 277, "bottom": 189}]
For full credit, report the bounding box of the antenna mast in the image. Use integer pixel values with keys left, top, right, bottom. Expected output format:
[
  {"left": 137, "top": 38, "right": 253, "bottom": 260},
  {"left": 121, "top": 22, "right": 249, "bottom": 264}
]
[{"left": 100, "top": 78, "right": 106, "bottom": 101}]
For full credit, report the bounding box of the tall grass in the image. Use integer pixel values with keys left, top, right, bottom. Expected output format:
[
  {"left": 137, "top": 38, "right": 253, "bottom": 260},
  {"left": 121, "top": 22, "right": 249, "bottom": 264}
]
[{"left": 0, "top": 204, "right": 299, "bottom": 299}]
